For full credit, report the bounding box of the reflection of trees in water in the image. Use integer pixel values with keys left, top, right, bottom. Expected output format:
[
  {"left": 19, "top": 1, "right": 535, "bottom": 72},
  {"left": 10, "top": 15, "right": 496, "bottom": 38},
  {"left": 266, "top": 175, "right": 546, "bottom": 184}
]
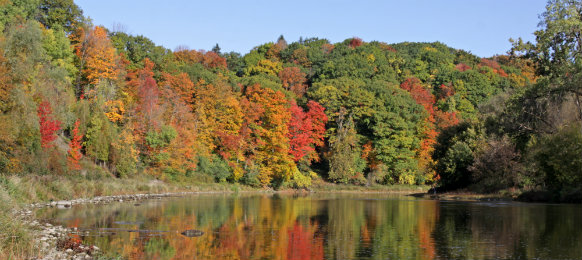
[
  {"left": 432, "top": 203, "right": 582, "bottom": 260},
  {"left": 325, "top": 198, "right": 366, "bottom": 259},
  {"left": 361, "top": 199, "right": 438, "bottom": 260},
  {"left": 145, "top": 238, "right": 175, "bottom": 260},
  {"left": 40, "top": 195, "right": 582, "bottom": 260}
]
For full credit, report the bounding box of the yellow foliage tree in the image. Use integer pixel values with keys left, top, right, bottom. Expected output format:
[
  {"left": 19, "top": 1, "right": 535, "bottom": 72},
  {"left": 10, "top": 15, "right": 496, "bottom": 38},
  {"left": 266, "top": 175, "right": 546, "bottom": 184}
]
[{"left": 72, "top": 26, "right": 119, "bottom": 88}]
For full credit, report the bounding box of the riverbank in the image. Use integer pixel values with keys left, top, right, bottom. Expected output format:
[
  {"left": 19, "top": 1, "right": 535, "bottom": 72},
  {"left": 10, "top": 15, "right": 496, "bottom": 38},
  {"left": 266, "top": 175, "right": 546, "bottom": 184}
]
[
  {"left": 409, "top": 191, "right": 515, "bottom": 202},
  {"left": 410, "top": 189, "right": 582, "bottom": 203}
]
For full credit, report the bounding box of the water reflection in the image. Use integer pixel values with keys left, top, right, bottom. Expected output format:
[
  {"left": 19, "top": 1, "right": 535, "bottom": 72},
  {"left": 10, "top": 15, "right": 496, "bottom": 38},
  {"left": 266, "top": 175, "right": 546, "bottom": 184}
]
[{"left": 37, "top": 193, "right": 582, "bottom": 260}]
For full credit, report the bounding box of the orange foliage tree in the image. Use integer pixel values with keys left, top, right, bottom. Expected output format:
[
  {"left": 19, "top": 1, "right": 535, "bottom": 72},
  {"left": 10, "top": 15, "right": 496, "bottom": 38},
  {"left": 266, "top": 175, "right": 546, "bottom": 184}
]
[
  {"left": 241, "top": 84, "right": 293, "bottom": 185},
  {"left": 401, "top": 78, "right": 459, "bottom": 181},
  {"left": 68, "top": 119, "right": 83, "bottom": 170},
  {"left": 162, "top": 72, "right": 195, "bottom": 108},
  {"left": 157, "top": 81, "right": 199, "bottom": 175},
  {"left": 479, "top": 58, "right": 508, "bottom": 77},
  {"left": 128, "top": 59, "right": 161, "bottom": 131},
  {"left": 187, "top": 79, "right": 243, "bottom": 160},
  {"left": 321, "top": 43, "right": 335, "bottom": 54},
  {"left": 279, "top": 67, "right": 307, "bottom": 97},
  {"left": 0, "top": 50, "right": 12, "bottom": 111},
  {"left": 72, "top": 26, "right": 119, "bottom": 91},
  {"left": 455, "top": 63, "right": 471, "bottom": 72},
  {"left": 174, "top": 49, "right": 227, "bottom": 69}
]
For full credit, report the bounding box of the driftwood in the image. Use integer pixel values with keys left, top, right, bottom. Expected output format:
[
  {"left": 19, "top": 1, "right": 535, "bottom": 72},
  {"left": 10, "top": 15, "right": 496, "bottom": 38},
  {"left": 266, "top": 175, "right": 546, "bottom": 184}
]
[{"left": 180, "top": 229, "right": 204, "bottom": 237}]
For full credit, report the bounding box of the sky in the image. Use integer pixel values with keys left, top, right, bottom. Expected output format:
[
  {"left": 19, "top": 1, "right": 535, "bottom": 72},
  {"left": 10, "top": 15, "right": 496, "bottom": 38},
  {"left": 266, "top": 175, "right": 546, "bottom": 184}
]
[{"left": 74, "top": 0, "right": 548, "bottom": 57}]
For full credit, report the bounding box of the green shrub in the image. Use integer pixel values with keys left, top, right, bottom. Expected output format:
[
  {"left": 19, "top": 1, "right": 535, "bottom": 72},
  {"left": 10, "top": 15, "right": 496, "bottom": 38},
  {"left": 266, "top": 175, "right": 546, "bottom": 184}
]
[
  {"left": 240, "top": 164, "right": 261, "bottom": 187},
  {"left": 195, "top": 155, "right": 231, "bottom": 183},
  {"left": 526, "top": 124, "right": 582, "bottom": 192}
]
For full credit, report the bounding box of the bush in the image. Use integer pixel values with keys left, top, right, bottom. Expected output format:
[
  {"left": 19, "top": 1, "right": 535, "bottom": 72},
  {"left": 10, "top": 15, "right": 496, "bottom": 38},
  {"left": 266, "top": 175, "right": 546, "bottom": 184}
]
[
  {"left": 290, "top": 168, "right": 311, "bottom": 189},
  {"left": 437, "top": 141, "right": 474, "bottom": 189},
  {"left": 526, "top": 124, "right": 582, "bottom": 192},
  {"left": 239, "top": 163, "right": 261, "bottom": 187},
  {"left": 469, "top": 137, "right": 523, "bottom": 193},
  {"left": 195, "top": 155, "right": 231, "bottom": 183}
]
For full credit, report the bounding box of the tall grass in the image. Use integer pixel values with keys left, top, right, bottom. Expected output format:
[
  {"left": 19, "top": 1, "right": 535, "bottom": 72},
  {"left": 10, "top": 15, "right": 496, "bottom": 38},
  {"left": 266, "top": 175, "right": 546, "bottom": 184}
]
[
  {"left": 0, "top": 183, "right": 34, "bottom": 260},
  {"left": 0, "top": 174, "right": 251, "bottom": 205},
  {"left": 311, "top": 179, "right": 430, "bottom": 193}
]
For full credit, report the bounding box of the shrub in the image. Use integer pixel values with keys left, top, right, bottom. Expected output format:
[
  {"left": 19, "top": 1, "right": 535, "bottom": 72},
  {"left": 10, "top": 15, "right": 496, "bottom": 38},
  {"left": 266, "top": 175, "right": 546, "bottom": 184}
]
[
  {"left": 526, "top": 124, "right": 582, "bottom": 192},
  {"left": 195, "top": 155, "right": 231, "bottom": 183},
  {"left": 469, "top": 137, "right": 523, "bottom": 193},
  {"left": 239, "top": 163, "right": 261, "bottom": 187}
]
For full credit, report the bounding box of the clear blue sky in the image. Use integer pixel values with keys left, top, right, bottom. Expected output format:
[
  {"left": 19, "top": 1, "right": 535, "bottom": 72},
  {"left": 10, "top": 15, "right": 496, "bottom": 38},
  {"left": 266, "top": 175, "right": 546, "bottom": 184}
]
[{"left": 74, "top": 0, "right": 547, "bottom": 57}]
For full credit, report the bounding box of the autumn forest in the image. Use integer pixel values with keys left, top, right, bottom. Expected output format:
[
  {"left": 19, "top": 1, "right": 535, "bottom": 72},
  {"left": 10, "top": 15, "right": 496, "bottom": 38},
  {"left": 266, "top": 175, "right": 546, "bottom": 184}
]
[{"left": 0, "top": 0, "right": 581, "bottom": 202}]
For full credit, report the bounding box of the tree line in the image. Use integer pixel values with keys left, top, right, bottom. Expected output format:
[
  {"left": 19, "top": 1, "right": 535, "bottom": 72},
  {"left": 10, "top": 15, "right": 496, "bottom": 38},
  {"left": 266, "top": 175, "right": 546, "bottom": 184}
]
[{"left": 0, "top": 0, "right": 579, "bottom": 199}]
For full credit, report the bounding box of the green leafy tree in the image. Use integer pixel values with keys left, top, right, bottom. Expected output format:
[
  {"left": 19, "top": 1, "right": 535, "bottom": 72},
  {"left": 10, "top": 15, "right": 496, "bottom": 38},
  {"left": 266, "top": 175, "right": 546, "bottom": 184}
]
[
  {"left": 41, "top": 25, "right": 77, "bottom": 79},
  {"left": 527, "top": 124, "right": 582, "bottom": 193},
  {"left": 370, "top": 83, "right": 425, "bottom": 184},
  {"left": 112, "top": 126, "right": 138, "bottom": 177},
  {"left": 109, "top": 31, "right": 171, "bottom": 70},
  {"left": 84, "top": 112, "right": 115, "bottom": 166},
  {"left": 37, "top": 0, "right": 83, "bottom": 34},
  {"left": 4, "top": 20, "right": 45, "bottom": 84},
  {"left": 328, "top": 108, "right": 366, "bottom": 184},
  {"left": 0, "top": 0, "right": 40, "bottom": 32},
  {"left": 142, "top": 125, "right": 176, "bottom": 168},
  {"left": 433, "top": 122, "right": 483, "bottom": 190}
]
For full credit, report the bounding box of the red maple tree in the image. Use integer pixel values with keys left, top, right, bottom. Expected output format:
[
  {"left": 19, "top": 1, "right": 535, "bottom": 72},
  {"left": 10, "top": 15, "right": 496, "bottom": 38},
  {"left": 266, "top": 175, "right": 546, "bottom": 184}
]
[
  {"left": 37, "top": 100, "right": 61, "bottom": 149},
  {"left": 349, "top": 37, "right": 363, "bottom": 48},
  {"left": 287, "top": 100, "right": 327, "bottom": 162}
]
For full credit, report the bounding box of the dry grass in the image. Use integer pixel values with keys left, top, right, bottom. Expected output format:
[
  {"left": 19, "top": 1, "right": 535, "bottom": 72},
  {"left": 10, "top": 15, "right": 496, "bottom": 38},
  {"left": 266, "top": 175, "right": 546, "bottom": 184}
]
[
  {"left": 0, "top": 184, "right": 34, "bottom": 260},
  {"left": 310, "top": 179, "right": 429, "bottom": 193}
]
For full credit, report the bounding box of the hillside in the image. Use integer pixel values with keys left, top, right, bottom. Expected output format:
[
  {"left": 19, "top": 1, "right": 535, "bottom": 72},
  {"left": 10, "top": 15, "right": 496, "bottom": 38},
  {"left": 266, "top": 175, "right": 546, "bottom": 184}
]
[{"left": 0, "top": 0, "right": 579, "bottom": 199}]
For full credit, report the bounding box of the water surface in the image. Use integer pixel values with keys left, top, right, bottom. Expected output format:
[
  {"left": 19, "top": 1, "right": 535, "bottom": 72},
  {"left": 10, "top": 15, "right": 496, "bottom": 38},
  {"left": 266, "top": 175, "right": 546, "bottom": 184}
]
[{"left": 37, "top": 193, "right": 582, "bottom": 260}]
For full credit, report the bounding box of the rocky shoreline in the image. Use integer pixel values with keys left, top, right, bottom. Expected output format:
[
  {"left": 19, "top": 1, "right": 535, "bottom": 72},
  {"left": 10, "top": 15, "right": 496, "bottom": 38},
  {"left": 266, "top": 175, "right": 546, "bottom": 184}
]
[
  {"left": 28, "top": 191, "right": 223, "bottom": 209},
  {"left": 19, "top": 191, "right": 234, "bottom": 260}
]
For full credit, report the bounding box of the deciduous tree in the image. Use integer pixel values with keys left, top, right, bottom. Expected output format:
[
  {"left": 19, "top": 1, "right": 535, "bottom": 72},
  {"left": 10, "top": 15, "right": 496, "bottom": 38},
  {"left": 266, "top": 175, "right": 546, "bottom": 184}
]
[
  {"left": 72, "top": 25, "right": 119, "bottom": 92},
  {"left": 37, "top": 100, "right": 61, "bottom": 149},
  {"left": 242, "top": 84, "right": 293, "bottom": 185},
  {"left": 287, "top": 100, "right": 328, "bottom": 163},
  {"left": 67, "top": 119, "right": 83, "bottom": 170},
  {"left": 279, "top": 67, "right": 307, "bottom": 97}
]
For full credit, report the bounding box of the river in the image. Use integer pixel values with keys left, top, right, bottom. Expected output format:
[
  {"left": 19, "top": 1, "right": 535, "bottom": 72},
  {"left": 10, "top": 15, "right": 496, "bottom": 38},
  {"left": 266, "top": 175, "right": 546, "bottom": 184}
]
[{"left": 36, "top": 193, "right": 582, "bottom": 260}]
